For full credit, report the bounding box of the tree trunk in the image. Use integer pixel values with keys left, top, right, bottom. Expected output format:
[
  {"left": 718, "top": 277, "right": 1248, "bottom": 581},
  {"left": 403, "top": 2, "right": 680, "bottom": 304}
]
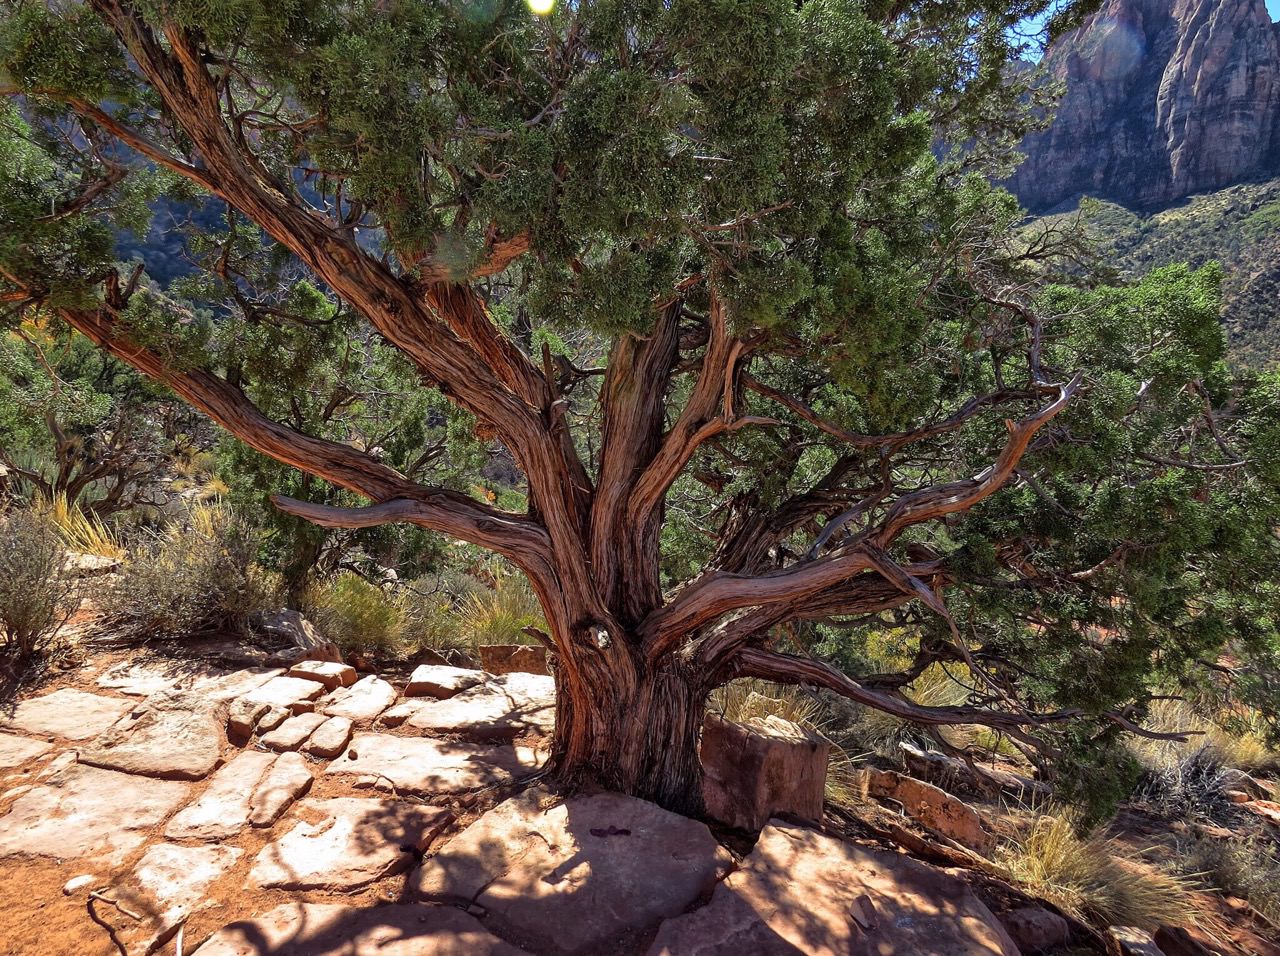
[{"left": 548, "top": 643, "right": 707, "bottom": 816}]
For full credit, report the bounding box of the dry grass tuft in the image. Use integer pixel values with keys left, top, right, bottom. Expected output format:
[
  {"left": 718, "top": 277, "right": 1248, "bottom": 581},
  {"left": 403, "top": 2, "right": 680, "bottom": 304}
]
[
  {"left": 37, "top": 493, "right": 124, "bottom": 559},
  {"left": 998, "top": 810, "right": 1201, "bottom": 931}
]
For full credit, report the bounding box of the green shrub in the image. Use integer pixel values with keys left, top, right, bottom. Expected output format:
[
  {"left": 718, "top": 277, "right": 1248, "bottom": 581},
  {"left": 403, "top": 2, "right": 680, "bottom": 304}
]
[
  {"left": 302, "top": 571, "right": 404, "bottom": 657},
  {"left": 0, "top": 508, "right": 75, "bottom": 658},
  {"left": 103, "top": 503, "right": 275, "bottom": 640}
]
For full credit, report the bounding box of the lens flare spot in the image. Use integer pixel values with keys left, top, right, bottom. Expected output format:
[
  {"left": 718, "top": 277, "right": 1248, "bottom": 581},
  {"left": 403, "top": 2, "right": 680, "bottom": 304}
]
[{"left": 527, "top": 0, "right": 554, "bottom": 14}]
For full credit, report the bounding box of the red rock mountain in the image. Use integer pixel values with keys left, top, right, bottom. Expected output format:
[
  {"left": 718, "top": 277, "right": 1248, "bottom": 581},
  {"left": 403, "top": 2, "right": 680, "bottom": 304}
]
[{"left": 1010, "top": 0, "right": 1280, "bottom": 212}]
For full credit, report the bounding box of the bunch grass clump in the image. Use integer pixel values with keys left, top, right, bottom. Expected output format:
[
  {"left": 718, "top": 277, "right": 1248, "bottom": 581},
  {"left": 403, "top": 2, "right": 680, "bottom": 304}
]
[
  {"left": 38, "top": 492, "right": 123, "bottom": 559},
  {"left": 1181, "top": 837, "right": 1280, "bottom": 926},
  {"left": 303, "top": 571, "right": 405, "bottom": 657},
  {"left": 998, "top": 810, "right": 1198, "bottom": 930}
]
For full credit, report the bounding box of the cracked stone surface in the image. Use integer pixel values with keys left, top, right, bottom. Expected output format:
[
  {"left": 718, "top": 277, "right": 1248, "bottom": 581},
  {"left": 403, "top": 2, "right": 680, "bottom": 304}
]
[
  {"left": 250, "top": 797, "right": 452, "bottom": 890},
  {"left": 192, "top": 902, "right": 531, "bottom": 955},
  {"left": 645, "top": 822, "right": 1018, "bottom": 956},
  {"left": 248, "top": 751, "right": 313, "bottom": 827},
  {"left": 404, "top": 675, "right": 555, "bottom": 741},
  {"left": 115, "top": 842, "right": 243, "bottom": 956},
  {"left": 165, "top": 749, "right": 278, "bottom": 840},
  {"left": 0, "top": 764, "right": 189, "bottom": 865},
  {"left": 0, "top": 689, "right": 131, "bottom": 741},
  {"left": 242, "top": 675, "right": 326, "bottom": 713},
  {"left": 325, "top": 732, "right": 534, "bottom": 796},
  {"left": 0, "top": 733, "right": 52, "bottom": 771},
  {"left": 260, "top": 712, "right": 328, "bottom": 751},
  {"left": 78, "top": 690, "right": 227, "bottom": 780},
  {"left": 414, "top": 790, "right": 732, "bottom": 955},
  {"left": 318, "top": 676, "right": 396, "bottom": 723}
]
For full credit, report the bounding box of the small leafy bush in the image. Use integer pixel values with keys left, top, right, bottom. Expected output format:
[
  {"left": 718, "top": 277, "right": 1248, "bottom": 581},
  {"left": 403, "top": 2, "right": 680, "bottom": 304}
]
[
  {"left": 0, "top": 508, "right": 75, "bottom": 658},
  {"left": 103, "top": 503, "right": 274, "bottom": 640}
]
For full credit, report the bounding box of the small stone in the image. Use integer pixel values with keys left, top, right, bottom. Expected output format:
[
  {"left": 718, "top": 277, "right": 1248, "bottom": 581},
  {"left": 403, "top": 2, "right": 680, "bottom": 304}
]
[
  {"left": 303, "top": 716, "right": 353, "bottom": 759},
  {"left": 320, "top": 675, "right": 397, "bottom": 723},
  {"left": 405, "top": 664, "right": 485, "bottom": 699},
  {"left": 78, "top": 691, "right": 228, "bottom": 781},
  {"left": 287, "top": 660, "right": 357, "bottom": 690},
  {"left": 250, "top": 797, "right": 452, "bottom": 891},
  {"left": 1113, "top": 926, "right": 1164, "bottom": 956},
  {"left": 0, "top": 689, "right": 130, "bottom": 741},
  {"left": 228, "top": 697, "right": 270, "bottom": 737},
  {"left": 479, "top": 644, "right": 550, "bottom": 676},
  {"left": 191, "top": 902, "right": 529, "bottom": 955},
  {"left": 257, "top": 705, "right": 290, "bottom": 732},
  {"left": 62, "top": 875, "right": 97, "bottom": 896},
  {"left": 378, "top": 700, "right": 429, "bottom": 727},
  {"left": 0, "top": 732, "right": 53, "bottom": 770},
  {"left": 1225, "top": 789, "right": 1252, "bottom": 804},
  {"left": 260, "top": 712, "right": 328, "bottom": 751},
  {"left": 248, "top": 751, "right": 312, "bottom": 827}
]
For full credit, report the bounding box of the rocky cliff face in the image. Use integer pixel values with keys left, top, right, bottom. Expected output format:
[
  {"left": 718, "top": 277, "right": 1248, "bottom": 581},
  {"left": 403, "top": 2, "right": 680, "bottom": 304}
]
[{"left": 1010, "top": 0, "right": 1280, "bottom": 212}]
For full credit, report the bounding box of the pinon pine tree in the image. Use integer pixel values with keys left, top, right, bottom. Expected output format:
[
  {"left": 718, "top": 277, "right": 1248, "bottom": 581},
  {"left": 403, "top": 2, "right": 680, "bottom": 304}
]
[{"left": 4, "top": 0, "right": 1279, "bottom": 813}]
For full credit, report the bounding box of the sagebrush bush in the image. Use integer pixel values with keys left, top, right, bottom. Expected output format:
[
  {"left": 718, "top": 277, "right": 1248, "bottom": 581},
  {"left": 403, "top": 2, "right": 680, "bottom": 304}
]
[
  {"left": 0, "top": 508, "right": 75, "bottom": 658},
  {"left": 998, "top": 811, "right": 1197, "bottom": 930},
  {"left": 103, "top": 504, "right": 274, "bottom": 640}
]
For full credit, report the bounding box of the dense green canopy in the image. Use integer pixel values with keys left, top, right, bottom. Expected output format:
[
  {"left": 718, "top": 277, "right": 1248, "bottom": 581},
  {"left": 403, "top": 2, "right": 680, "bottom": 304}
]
[{"left": 2, "top": 0, "right": 1278, "bottom": 812}]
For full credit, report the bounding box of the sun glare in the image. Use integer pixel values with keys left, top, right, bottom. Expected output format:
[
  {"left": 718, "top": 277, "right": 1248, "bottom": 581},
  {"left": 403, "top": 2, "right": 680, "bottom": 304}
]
[{"left": 527, "top": 0, "right": 554, "bottom": 14}]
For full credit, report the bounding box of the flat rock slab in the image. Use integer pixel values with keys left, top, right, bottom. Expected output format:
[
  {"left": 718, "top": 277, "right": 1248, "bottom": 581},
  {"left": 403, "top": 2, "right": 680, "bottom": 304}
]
[
  {"left": 304, "top": 716, "right": 352, "bottom": 758},
  {"left": 319, "top": 676, "right": 397, "bottom": 723},
  {"left": 0, "top": 688, "right": 131, "bottom": 741},
  {"left": 415, "top": 790, "right": 732, "bottom": 955},
  {"left": 166, "top": 749, "right": 278, "bottom": 840},
  {"left": 406, "top": 664, "right": 485, "bottom": 699},
  {"left": 248, "top": 751, "right": 312, "bottom": 827},
  {"left": 646, "top": 822, "right": 1018, "bottom": 956},
  {"left": 250, "top": 797, "right": 452, "bottom": 890},
  {"left": 379, "top": 699, "right": 431, "bottom": 727},
  {"left": 243, "top": 675, "right": 326, "bottom": 713},
  {"left": 326, "top": 733, "right": 534, "bottom": 797},
  {"left": 192, "top": 902, "right": 530, "bottom": 955},
  {"left": 260, "top": 712, "right": 328, "bottom": 751},
  {"left": 405, "top": 675, "right": 555, "bottom": 741},
  {"left": 79, "top": 690, "right": 227, "bottom": 780},
  {"left": 0, "top": 764, "right": 189, "bottom": 865},
  {"left": 194, "top": 667, "right": 284, "bottom": 703},
  {"left": 287, "top": 660, "right": 357, "bottom": 690},
  {"left": 115, "top": 842, "right": 243, "bottom": 956},
  {"left": 0, "top": 732, "right": 52, "bottom": 770}
]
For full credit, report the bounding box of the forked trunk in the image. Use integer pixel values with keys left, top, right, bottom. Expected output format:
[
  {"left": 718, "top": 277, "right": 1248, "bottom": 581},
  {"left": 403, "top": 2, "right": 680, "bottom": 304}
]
[{"left": 548, "top": 642, "right": 707, "bottom": 816}]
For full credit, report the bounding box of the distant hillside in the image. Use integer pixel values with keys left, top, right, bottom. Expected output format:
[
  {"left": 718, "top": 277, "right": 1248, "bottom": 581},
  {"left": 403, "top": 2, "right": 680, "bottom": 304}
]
[{"left": 1037, "top": 179, "right": 1280, "bottom": 367}]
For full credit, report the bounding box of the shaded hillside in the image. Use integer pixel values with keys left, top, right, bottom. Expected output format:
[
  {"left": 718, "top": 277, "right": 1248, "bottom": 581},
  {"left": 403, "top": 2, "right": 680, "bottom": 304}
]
[{"left": 1037, "top": 179, "right": 1280, "bottom": 366}]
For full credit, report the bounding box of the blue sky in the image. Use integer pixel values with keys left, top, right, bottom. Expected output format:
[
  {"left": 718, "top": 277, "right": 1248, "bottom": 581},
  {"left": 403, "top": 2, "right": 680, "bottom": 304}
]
[{"left": 1271, "top": 0, "right": 1280, "bottom": 20}]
